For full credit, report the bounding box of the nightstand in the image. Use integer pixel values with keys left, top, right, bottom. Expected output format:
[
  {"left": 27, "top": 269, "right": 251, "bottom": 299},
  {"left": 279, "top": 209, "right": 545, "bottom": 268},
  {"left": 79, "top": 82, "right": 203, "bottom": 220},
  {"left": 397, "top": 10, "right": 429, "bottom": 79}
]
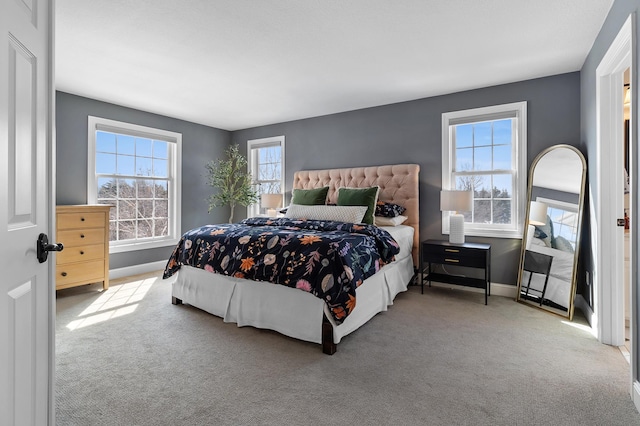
[{"left": 420, "top": 239, "right": 491, "bottom": 304}]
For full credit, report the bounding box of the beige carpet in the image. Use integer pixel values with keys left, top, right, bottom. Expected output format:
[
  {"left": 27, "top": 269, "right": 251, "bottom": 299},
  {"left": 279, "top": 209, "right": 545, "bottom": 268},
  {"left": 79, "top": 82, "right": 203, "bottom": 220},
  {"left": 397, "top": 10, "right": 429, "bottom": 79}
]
[{"left": 55, "top": 272, "right": 640, "bottom": 425}]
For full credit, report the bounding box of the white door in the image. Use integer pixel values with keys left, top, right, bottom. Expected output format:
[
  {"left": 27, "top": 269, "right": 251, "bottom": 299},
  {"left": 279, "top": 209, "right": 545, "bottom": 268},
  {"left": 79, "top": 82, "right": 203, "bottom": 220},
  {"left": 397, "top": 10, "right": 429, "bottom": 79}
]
[{"left": 0, "top": 0, "right": 54, "bottom": 425}]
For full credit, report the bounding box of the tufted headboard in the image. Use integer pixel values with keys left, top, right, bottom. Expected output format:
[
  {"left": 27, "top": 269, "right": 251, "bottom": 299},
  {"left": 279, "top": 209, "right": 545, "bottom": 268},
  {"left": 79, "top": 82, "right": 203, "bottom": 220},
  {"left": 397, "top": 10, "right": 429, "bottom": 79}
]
[{"left": 292, "top": 164, "right": 420, "bottom": 267}]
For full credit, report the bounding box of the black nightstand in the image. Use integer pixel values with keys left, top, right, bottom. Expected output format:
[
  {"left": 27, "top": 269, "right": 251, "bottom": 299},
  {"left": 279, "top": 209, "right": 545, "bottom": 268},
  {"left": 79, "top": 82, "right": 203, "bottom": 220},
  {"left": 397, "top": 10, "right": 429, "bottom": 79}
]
[{"left": 420, "top": 239, "right": 491, "bottom": 304}]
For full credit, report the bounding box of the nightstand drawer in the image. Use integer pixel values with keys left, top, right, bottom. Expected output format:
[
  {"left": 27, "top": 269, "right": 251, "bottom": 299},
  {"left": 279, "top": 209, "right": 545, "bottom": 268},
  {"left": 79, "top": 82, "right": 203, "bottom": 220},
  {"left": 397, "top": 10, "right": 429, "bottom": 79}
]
[
  {"left": 57, "top": 212, "right": 107, "bottom": 230},
  {"left": 56, "top": 260, "right": 105, "bottom": 287},
  {"left": 57, "top": 228, "right": 105, "bottom": 247},
  {"left": 56, "top": 243, "right": 105, "bottom": 265},
  {"left": 423, "top": 246, "right": 487, "bottom": 268}
]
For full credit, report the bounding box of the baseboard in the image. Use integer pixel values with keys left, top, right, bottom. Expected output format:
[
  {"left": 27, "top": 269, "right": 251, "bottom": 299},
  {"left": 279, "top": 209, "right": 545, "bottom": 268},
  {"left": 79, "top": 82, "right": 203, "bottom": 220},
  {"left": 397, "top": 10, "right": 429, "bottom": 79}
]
[
  {"left": 429, "top": 281, "right": 516, "bottom": 298},
  {"left": 633, "top": 381, "right": 640, "bottom": 414},
  {"left": 109, "top": 260, "right": 166, "bottom": 280}
]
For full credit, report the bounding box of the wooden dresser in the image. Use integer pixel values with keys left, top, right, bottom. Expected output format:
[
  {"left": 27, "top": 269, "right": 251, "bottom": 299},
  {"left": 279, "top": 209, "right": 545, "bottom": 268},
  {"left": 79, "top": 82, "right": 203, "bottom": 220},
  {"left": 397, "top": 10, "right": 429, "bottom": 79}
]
[{"left": 56, "top": 205, "right": 111, "bottom": 291}]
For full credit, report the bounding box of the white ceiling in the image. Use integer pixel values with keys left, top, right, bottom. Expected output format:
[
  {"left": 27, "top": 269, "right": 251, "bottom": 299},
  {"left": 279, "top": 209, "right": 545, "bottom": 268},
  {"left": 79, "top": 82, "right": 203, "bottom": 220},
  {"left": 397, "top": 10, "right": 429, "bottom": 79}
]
[{"left": 55, "top": 0, "right": 613, "bottom": 131}]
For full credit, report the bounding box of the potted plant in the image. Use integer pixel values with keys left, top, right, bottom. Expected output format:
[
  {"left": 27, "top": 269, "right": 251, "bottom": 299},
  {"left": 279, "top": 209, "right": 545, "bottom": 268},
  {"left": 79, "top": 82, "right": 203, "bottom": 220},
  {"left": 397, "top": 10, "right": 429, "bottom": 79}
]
[{"left": 205, "top": 144, "right": 259, "bottom": 223}]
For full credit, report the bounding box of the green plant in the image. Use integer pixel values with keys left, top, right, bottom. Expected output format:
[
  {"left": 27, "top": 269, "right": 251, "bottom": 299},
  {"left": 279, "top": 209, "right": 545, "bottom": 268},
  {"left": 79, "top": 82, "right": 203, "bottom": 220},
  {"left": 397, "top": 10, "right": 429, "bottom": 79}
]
[{"left": 205, "top": 144, "right": 259, "bottom": 223}]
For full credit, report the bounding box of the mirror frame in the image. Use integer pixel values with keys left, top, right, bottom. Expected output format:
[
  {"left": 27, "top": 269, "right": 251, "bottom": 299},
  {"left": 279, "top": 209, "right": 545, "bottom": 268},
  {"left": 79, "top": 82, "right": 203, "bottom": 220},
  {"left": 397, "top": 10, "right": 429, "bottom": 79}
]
[{"left": 516, "top": 144, "right": 587, "bottom": 320}]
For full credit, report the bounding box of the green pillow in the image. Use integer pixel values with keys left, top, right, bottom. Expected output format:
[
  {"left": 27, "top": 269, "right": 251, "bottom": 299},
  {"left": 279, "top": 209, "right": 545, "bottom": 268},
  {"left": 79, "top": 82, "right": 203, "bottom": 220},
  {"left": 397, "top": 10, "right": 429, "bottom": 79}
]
[
  {"left": 337, "top": 186, "right": 379, "bottom": 224},
  {"left": 291, "top": 186, "right": 329, "bottom": 205}
]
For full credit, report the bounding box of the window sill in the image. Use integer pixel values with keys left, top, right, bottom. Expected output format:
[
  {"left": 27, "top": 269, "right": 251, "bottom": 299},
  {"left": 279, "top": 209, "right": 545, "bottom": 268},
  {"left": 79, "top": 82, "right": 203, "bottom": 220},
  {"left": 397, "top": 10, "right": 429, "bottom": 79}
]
[
  {"left": 443, "top": 229, "right": 523, "bottom": 240},
  {"left": 109, "top": 237, "right": 179, "bottom": 254}
]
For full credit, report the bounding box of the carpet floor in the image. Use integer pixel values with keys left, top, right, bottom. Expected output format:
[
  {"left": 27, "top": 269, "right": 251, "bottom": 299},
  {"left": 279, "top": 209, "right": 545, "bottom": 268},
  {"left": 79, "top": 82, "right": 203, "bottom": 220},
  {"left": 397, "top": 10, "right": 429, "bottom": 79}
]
[{"left": 55, "top": 272, "right": 640, "bottom": 425}]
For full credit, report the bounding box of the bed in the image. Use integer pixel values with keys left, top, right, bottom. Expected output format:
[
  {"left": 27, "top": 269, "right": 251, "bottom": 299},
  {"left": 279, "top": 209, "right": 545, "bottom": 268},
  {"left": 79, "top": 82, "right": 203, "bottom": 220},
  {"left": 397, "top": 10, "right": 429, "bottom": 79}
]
[
  {"left": 521, "top": 238, "right": 575, "bottom": 309},
  {"left": 163, "top": 164, "right": 420, "bottom": 354}
]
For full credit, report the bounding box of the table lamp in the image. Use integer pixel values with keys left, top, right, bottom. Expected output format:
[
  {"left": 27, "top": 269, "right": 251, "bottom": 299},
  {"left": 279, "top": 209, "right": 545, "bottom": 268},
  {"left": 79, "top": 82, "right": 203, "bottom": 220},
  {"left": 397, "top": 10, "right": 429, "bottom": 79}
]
[
  {"left": 441, "top": 190, "right": 473, "bottom": 244},
  {"left": 526, "top": 201, "right": 548, "bottom": 249},
  {"left": 261, "top": 193, "right": 282, "bottom": 217}
]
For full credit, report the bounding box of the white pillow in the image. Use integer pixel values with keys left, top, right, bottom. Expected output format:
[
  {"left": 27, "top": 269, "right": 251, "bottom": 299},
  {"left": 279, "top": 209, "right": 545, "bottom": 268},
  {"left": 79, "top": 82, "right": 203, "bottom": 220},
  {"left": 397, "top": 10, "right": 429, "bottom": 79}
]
[
  {"left": 374, "top": 215, "right": 408, "bottom": 227},
  {"left": 285, "top": 204, "right": 368, "bottom": 223}
]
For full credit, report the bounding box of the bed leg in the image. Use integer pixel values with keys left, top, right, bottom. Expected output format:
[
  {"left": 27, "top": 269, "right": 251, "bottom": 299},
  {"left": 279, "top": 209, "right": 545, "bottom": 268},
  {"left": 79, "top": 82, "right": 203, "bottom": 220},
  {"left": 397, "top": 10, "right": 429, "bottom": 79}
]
[
  {"left": 322, "top": 314, "right": 337, "bottom": 355},
  {"left": 172, "top": 296, "right": 182, "bottom": 305}
]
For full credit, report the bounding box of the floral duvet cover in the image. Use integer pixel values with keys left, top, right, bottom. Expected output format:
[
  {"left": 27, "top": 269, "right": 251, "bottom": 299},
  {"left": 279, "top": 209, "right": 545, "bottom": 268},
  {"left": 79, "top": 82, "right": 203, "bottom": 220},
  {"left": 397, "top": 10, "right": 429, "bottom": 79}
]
[{"left": 163, "top": 217, "right": 400, "bottom": 324}]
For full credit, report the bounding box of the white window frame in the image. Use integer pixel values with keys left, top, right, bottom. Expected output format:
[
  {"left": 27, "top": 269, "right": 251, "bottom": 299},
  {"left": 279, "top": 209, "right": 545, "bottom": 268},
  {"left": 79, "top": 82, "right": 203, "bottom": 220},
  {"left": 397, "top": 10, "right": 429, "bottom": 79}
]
[
  {"left": 441, "top": 102, "right": 527, "bottom": 239},
  {"left": 87, "top": 116, "right": 182, "bottom": 253},
  {"left": 247, "top": 136, "right": 285, "bottom": 218}
]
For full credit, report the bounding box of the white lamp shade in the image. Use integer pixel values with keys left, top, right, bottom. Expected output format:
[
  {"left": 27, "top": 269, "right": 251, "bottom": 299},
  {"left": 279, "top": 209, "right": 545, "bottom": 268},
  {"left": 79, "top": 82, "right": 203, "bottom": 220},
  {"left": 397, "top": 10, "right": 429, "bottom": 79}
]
[
  {"left": 261, "top": 193, "right": 282, "bottom": 209},
  {"left": 440, "top": 190, "right": 473, "bottom": 213},
  {"left": 441, "top": 190, "right": 472, "bottom": 244},
  {"left": 529, "top": 201, "right": 548, "bottom": 226}
]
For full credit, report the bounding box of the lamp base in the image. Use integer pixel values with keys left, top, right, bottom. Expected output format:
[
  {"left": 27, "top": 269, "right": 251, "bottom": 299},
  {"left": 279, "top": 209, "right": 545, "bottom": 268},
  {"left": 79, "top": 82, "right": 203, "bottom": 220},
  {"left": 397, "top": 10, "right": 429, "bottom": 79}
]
[{"left": 449, "top": 214, "right": 465, "bottom": 244}]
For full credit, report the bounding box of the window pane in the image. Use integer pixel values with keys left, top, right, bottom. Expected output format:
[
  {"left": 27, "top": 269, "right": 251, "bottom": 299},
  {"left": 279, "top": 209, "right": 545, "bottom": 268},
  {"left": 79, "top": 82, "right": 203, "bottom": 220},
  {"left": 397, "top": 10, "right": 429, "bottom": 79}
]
[
  {"left": 96, "top": 131, "right": 116, "bottom": 153},
  {"left": 493, "top": 145, "right": 511, "bottom": 170},
  {"left": 136, "top": 180, "right": 154, "bottom": 198},
  {"left": 153, "top": 141, "right": 168, "bottom": 159},
  {"left": 138, "top": 219, "right": 152, "bottom": 238},
  {"left": 118, "top": 220, "right": 136, "bottom": 240},
  {"left": 155, "top": 181, "right": 168, "bottom": 199},
  {"left": 474, "top": 200, "right": 491, "bottom": 223},
  {"left": 117, "top": 135, "right": 135, "bottom": 155},
  {"left": 109, "top": 223, "right": 117, "bottom": 241},
  {"left": 117, "top": 155, "right": 135, "bottom": 175},
  {"left": 473, "top": 146, "right": 492, "bottom": 171},
  {"left": 97, "top": 178, "right": 117, "bottom": 199},
  {"left": 96, "top": 153, "right": 116, "bottom": 174},
  {"left": 135, "top": 157, "right": 153, "bottom": 176},
  {"left": 473, "top": 122, "right": 492, "bottom": 147},
  {"left": 118, "top": 179, "right": 136, "bottom": 199},
  {"left": 455, "top": 124, "right": 473, "bottom": 148},
  {"left": 154, "top": 200, "right": 168, "bottom": 218},
  {"left": 455, "top": 148, "right": 473, "bottom": 172},
  {"left": 493, "top": 175, "right": 512, "bottom": 198},
  {"left": 473, "top": 175, "right": 491, "bottom": 198},
  {"left": 136, "top": 138, "right": 153, "bottom": 157},
  {"left": 118, "top": 200, "right": 136, "bottom": 219},
  {"left": 137, "top": 199, "right": 153, "bottom": 219},
  {"left": 154, "top": 218, "right": 168, "bottom": 237},
  {"left": 493, "top": 119, "right": 512, "bottom": 145},
  {"left": 153, "top": 159, "right": 168, "bottom": 177},
  {"left": 493, "top": 200, "right": 511, "bottom": 224}
]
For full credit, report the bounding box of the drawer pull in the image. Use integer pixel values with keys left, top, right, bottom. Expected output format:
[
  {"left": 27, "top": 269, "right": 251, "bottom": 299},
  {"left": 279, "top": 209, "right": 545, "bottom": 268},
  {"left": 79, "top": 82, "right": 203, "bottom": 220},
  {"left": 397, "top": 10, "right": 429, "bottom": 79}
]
[
  {"left": 80, "top": 234, "right": 85, "bottom": 238},
  {"left": 445, "top": 249, "right": 460, "bottom": 253},
  {"left": 80, "top": 251, "right": 85, "bottom": 255},
  {"left": 61, "top": 272, "right": 67, "bottom": 277},
  {"left": 444, "top": 258, "right": 460, "bottom": 263},
  {"left": 81, "top": 217, "right": 85, "bottom": 221}
]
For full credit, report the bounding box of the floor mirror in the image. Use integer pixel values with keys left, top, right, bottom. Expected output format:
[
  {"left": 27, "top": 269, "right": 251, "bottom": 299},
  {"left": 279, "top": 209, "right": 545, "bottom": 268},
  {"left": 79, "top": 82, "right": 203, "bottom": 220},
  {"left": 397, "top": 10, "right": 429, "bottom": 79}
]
[{"left": 516, "top": 145, "right": 587, "bottom": 319}]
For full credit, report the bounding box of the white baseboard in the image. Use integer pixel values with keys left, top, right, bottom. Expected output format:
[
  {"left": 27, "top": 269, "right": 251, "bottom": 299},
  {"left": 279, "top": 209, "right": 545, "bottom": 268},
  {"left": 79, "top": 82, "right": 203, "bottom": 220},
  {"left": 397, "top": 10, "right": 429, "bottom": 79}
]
[
  {"left": 633, "top": 381, "right": 640, "bottom": 414},
  {"left": 109, "top": 260, "right": 166, "bottom": 280},
  {"left": 428, "top": 281, "right": 516, "bottom": 298}
]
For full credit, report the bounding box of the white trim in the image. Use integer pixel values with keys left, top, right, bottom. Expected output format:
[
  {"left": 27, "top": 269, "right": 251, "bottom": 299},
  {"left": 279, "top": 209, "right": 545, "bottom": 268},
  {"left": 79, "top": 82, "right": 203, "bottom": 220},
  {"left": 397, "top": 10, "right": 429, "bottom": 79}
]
[
  {"left": 87, "top": 116, "right": 182, "bottom": 254},
  {"left": 109, "top": 260, "right": 167, "bottom": 280},
  {"left": 634, "top": 381, "right": 640, "bottom": 413},
  {"left": 441, "top": 102, "right": 527, "bottom": 239},
  {"left": 595, "top": 15, "right": 632, "bottom": 347},
  {"left": 247, "top": 135, "right": 285, "bottom": 218}
]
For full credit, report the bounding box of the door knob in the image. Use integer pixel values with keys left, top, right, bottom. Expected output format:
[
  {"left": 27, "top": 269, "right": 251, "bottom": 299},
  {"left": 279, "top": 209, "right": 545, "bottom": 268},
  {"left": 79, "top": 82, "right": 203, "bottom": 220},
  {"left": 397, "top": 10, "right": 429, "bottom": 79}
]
[{"left": 37, "top": 233, "right": 63, "bottom": 263}]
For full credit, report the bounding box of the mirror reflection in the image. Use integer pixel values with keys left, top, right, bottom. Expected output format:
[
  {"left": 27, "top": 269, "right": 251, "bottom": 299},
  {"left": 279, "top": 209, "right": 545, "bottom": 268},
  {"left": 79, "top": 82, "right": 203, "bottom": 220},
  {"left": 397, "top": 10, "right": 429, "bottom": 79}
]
[{"left": 517, "top": 145, "right": 586, "bottom": 319}]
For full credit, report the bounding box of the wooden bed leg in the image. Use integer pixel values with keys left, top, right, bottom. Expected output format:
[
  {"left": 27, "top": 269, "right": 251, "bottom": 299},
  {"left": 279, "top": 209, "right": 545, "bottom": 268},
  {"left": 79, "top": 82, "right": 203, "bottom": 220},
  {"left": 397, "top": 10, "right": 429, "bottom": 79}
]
[
  {"left": 172, "top": 296, "right": 182, "bottom": 305},
  {"left": 322, "top": 314, "right": 337, "bottom": 355}
]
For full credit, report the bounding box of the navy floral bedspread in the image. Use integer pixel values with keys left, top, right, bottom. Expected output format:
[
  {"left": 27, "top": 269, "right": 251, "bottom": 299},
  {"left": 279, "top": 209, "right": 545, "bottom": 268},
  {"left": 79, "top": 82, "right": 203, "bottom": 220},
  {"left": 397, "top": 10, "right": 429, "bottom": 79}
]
[{"left": 162, "top": 217, "right": 400, "bottom": 324}]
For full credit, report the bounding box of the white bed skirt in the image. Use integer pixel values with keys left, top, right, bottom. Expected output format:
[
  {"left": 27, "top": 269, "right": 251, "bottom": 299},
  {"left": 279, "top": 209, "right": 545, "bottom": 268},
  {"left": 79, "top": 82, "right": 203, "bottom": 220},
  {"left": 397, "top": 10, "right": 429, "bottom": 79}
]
[{"left": 168, "top": 254, "right": 414, "bottom": 345}]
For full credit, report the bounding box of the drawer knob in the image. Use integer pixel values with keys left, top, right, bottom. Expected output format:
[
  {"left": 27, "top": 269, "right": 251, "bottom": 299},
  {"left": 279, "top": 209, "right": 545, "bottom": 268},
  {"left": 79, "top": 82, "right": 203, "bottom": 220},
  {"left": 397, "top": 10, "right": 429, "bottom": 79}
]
[
  {"left": 61, "top": 272, "right": 67, "bottom": 277},
  {"left": 80, "top": 234, "right": 85, "bottom": 238},
  {"left": 80, "top": 251, "right": 85, "bottom": 255},
  {"left": 81, "top": 217, "right": 85, "bottom": 221}
]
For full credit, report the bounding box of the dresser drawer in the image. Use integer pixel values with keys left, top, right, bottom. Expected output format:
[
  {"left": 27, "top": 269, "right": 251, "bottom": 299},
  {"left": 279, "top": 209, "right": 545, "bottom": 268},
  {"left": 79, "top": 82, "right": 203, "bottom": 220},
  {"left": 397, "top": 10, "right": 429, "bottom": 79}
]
[
  {"left": 57, "top": 228, "right": 105, "bottom": 246},
  {"left": 56, "top": 243, "right": 104, "bottom": 265},
  {"left": 56, "top": 260, "right": 105, "bottom": 287},
  {"left": 57, "top": 212, "right": 107, "bottom": 230},
  {"left": 423, "top": 245, "right": 487, "bottom": 268}
]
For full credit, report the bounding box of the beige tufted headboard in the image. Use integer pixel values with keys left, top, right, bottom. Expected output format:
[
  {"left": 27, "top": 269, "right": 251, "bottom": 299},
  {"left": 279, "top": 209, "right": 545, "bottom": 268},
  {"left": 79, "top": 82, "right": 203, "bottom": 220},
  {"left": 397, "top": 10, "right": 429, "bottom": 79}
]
[{"left": 292, "top": 164, "right": 420, "bottom": 267}]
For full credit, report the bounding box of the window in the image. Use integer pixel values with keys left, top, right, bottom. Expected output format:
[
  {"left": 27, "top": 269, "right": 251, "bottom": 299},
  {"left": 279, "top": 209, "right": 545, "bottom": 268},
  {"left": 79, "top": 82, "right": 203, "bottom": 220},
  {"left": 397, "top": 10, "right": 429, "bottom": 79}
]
[
  {"left": 247, "top": 136, "right": 285, "bottom": 217},
  {"left": 442, "top": 102, "right": 527, "bottom": 238},
  {"left": 87, "top": 116, "right": 182, "bottom": 253}
]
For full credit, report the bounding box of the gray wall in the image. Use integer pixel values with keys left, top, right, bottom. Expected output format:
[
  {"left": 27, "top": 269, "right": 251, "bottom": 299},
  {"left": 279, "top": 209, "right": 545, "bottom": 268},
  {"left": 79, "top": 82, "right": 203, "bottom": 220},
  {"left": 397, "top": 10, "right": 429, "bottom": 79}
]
[
  {"left": 580, "top": 0, "right": 640, "bottom": 380},
  {"left": 56, "top": 92, "right": 231, "bottom": 269},
  {"left": 232, "top": 72, "right": 581, "bottom": 285}
]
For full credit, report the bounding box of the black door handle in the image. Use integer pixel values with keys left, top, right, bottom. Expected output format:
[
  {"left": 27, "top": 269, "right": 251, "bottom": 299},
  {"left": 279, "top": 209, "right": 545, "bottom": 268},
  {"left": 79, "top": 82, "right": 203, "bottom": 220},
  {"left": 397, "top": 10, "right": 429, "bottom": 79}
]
[{"left": 37, "top": 233, "right": 63, "bottom": 263}]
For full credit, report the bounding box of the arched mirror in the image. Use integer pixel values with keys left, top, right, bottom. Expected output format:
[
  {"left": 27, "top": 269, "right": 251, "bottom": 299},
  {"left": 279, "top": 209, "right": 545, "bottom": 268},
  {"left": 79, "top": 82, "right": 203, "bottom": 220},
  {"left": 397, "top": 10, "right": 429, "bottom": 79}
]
[{"left": 516, "top": 145, "right": 587, "bottom": 319}]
